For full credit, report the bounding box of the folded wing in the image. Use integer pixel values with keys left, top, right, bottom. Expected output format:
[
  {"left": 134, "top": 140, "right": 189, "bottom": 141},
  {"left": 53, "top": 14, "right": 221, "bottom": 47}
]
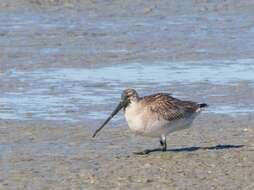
[{"left": 142, "top": 93, "right": 200, "bottom": 121}]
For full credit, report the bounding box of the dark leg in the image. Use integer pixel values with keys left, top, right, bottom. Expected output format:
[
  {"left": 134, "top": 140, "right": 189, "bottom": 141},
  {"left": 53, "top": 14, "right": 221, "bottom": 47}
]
[
  {"left": 134, "top": 135, "right": 167, "bottom": 155},
  {"left": 160, "top": 135, "right": 167, "bottom": 152},
  {"left": 160, "top": 139, "right": 164, "bottom": 146}
]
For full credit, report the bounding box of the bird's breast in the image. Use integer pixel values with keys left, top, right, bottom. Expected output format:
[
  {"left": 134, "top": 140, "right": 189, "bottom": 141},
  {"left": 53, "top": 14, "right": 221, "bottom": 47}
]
[{"left": 124, "top": 102, "right": 146, "bottom": 134}]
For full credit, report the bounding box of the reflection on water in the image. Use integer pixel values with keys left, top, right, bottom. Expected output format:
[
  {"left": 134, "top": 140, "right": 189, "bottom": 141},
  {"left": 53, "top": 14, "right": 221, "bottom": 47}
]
[{"left": 0, "top": 59, "right": 254, "bottom": 122}]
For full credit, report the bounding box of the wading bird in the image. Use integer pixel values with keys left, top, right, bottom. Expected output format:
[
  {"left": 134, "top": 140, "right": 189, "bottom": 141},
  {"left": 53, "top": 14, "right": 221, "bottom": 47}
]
[{"left": 93, "top": 89, "right": 207, "bottom": 154}]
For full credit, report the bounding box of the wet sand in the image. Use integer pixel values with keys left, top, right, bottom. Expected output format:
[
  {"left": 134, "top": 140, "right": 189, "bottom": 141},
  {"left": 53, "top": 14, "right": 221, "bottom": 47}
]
[
  {"left": 0, "top": 115, "right": 254, "bottom": 190},
  {"left": 1, "top": 0, "right": 254, "bottom": 189}
]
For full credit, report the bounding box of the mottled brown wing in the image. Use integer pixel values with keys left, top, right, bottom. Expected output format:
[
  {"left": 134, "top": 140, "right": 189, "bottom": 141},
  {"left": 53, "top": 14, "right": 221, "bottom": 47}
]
[{"left": 142, "top": 93, "right": 199, "bottom": 121}]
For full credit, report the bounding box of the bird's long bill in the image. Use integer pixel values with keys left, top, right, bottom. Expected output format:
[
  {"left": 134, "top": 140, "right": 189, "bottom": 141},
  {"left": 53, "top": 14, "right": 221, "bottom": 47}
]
[{"left": 92, "top": 101, "right": 123, "bottom": 137}]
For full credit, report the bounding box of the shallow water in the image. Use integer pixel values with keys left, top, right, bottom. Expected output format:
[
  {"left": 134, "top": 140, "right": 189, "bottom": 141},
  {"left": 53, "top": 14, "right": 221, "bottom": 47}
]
[
  {"left": 1, "top": 59, "right": 254, "bottom": 122},
  {"left": 1, "top": 9, "right": 254, "bottom": 123}
]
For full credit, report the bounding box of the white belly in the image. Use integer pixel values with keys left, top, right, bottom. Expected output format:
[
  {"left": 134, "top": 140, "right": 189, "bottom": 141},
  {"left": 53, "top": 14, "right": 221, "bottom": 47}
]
[
  {"left": 124, "top": 103, "right": 198, "bottom": 137},
  {"left": 124, "top": 105, "right": 145, "bottom": 134}
]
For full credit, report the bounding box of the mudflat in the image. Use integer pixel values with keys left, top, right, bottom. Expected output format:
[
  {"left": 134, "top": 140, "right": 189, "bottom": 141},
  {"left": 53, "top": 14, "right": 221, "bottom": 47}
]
[
  {"left": 0, "top": 0, "right": 254, "bottom": 189},
  {"left": 0, "top": 115, "right": 254, "bottom": 190}
]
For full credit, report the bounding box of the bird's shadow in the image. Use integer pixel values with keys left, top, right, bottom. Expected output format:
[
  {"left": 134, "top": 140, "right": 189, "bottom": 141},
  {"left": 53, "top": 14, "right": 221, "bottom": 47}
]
[
  {"left": 134, "top": 144, "right": 244, "bottom": 155},
  {"left": 167, "top": 144, "right": 244, "bottom": 152}
]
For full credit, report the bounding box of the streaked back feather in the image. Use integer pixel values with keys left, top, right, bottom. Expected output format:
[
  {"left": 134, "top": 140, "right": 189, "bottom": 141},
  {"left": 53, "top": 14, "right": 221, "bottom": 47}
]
[{"left": 141, "top": 93, "right": 200, "bottom": 121}]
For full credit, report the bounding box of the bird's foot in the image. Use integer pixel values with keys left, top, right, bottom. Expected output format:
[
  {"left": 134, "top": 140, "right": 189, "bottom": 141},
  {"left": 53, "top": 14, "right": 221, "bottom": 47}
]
[
  {"left": 133, "top": 149, "right": 151, "bottom": 155},
  {"left": 133, "top": 148, "right": 165, "bottom": 155}
]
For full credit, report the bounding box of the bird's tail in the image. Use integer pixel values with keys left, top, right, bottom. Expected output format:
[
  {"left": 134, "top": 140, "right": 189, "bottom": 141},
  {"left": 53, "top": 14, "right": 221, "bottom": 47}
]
[{"left": 198, "top": 103, "right": 208, "bottom": 108}]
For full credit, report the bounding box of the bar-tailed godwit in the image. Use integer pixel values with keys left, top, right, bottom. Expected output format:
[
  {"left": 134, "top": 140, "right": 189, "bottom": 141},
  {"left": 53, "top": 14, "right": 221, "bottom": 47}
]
[{"left": 93, "top": 89, "right": 207, "bottom": 154}]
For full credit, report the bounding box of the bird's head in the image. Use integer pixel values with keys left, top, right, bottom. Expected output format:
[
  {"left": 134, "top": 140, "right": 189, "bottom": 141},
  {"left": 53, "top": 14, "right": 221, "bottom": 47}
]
[{"left": 92, "top": 88, "right": 139, "bottom": 137}]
